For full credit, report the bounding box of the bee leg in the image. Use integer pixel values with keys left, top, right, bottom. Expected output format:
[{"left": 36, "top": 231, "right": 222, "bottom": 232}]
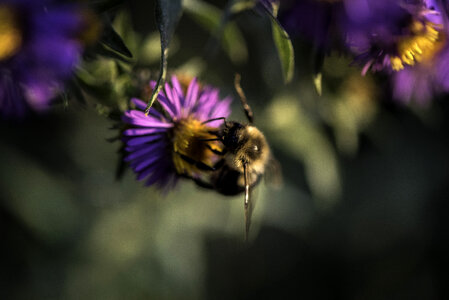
[
  {"left": 197, "top": 138, "right": 222, "bottom": 142},
  {"left": 207, "top": 130, "right": 221, "bottom": 137},
  {"left": 176, "top": 152, "right": 216, "bottom": 171},
  {"left": 206, "top": 144, "right": 227, "bottom": 155},
  {"left": 201, "top": 117, "right": 226, "bottom": 125}
]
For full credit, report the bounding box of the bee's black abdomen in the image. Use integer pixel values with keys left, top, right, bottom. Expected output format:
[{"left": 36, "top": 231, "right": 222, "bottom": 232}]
[
  {"left": 211, "top": 164, "right": 261, "bottom": 196},
  {"left": 213, "top": 165, "right": 245, "bottom": 195}
]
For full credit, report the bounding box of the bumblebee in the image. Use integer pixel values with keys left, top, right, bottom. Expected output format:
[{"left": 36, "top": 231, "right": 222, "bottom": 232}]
[{"left": 185, "top": 75, "right": 281, "bottom": 241}]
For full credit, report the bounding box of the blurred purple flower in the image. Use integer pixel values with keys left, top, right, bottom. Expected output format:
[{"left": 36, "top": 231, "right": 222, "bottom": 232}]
[
  {"left": 121, "top": 75, "right": 232, "bottom": 190},
  {"left": 278, "top": 0, "right": 346, "bottom": 50},
  {"left": 345, "top": 0, "right": 449, "bottom": 103},
  {"left": 0, "top": 0, "right": 85, "bottom": 119}
]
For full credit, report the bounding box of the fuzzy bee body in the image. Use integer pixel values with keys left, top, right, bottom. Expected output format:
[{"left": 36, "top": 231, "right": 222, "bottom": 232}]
[
  {"left": 214, "top": 122, "right": 270, "bottom": 191},
  {"left": 198, "top": 122, "right": 269, "bottom": 196},
  {"left": 185, "top": 74, "right": 280, "bottom": 241},
  {"left": 187, "top": 120, "right": 276, "bottom": 241}
]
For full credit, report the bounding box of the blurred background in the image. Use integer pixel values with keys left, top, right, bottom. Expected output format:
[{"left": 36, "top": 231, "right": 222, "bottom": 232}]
[{"left": 1, "top": 0, "right": 449, "bottom": 299}]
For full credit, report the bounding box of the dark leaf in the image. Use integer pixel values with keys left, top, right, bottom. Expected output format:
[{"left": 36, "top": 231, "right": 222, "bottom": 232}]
[
  {"left": 144, "top": 0, "right": 182, "bottom": 114},
  {"left": 263, "top": 2, "right": 294, "bottom": 83},
  {"left": 96, "top": 43, "right": 133, "bottom": 63},
  {"left": 184, "top": 0, "right": 248, "bottom": 64},
  {"left": 100, "top": 21, "right": 133, "bottom": 58},
  {"left": 89, "top": 0, "right": 125, "bottom": 13},
  {"left": 224, "top": 0, "right": 294, "bottom": 82}
]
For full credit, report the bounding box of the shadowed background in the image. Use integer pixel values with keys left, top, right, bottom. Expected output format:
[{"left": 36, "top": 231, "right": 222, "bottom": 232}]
[{"left": 1, "top": 0, "right": 449, "bottom": 299}]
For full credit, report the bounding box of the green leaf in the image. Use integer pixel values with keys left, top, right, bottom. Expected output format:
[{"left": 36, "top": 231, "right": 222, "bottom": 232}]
[
  {"left": 183, "top": 0, "right": 248, "bottom": 64},
  {"left": 100, "top": 21, "right": 133, "bottom": 58},
  {"left": 145, "top": 0, "right": 182, "bottom": 114},
  {"left": 258, "top": 1, "right": 294, "bottom": 83},
  {"left": 228, "top": 0, "right": 257, "bottom": 14},
  {"left": 271, "top": 17, "right": 294, "bottom": 83},
  {"left": 312, "top": 47, "right": 325, "bottom": 95},
  {"left": 313, "top": 73, "right": 322, "bottom": 96},
  {"left": 95, "top": 43, "right": 133, "bottom": 63}
]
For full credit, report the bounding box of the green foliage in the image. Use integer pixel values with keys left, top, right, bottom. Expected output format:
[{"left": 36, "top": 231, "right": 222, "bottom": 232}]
[
  {"left": 183, "top": 0, "right": 248, "bottom": 64},
  {"left": 271, "top": 19, "right": 294, "bottom": 83},
  {"left": 98, "top": 21, "right": 133, "bottom": 59}
]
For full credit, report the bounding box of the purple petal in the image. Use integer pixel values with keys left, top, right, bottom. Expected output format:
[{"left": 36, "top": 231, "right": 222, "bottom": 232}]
[
  {"left": 392, "top": 69, "right": 415, "bottom": 103},
  {"left": 123, "top": 128, "right": 167, "bottom": 136},
  {"left": 127, "top": 135, "right": 164, "bottom": 146},
  {"left": 136, "top": 165, "right": 156, "bottom": 181},
  {"left": 146, "top": 168, "right": 164, "bottom": 185},
  {"left": 131, "top": 98, "right": 147, "bottom": 110},
  {"left": 210, "top": 96, "right": 232, "bottom": 119},
  {"left": 164, "top": 82, "right": 181, "bottom": 116},
  {"left": 125, "top": 140, "right": 166, "bottom": 153},
  {"left": 130, "top": 98, "right": 167, "bottom": 120},
  {"left": 195, "top": 89, "right": 219, "bottom": 120},
  {"left": 125, "top": 110, "right": 162, "bottom": 122},
  {"left": 171, "top": 75, "right": 184, "bottom": 98},
  {"left": 132, "top": 154, "right": 161, "bottom": 172},
  {"left": 122, "top": 114, "right": 174, "bottom": 128},
  {"left": 125, "top": 143, "right": 165, "bottom": 161},
  {"left": 184, "top": 78, "right": 199, "bottom": 114},
  {"left": 158, "top": 94, "right": 177, "bottom": 118}
]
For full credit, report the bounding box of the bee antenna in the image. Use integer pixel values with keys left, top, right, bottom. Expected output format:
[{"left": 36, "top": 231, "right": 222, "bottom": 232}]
[{"left": 234, "top": 74, "right": 254, "bottom": 124}]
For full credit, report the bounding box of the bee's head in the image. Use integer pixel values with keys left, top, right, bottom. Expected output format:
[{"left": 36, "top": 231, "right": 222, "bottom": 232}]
[{"left": 222, "top": 122, "right": 267, "bottom": 164}]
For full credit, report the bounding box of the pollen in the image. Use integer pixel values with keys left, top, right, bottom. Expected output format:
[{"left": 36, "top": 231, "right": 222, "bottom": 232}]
[
  {"left": 390, "top": 20, "right": 441, "bottom": 71},
  {"left": 171, "top": 117, "right": 223, "bottom": 177},
  {"left": 0, "top": 5, "right": 22, "bottom": 61}
]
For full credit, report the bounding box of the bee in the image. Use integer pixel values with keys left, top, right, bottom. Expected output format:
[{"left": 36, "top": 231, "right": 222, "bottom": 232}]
[{"left": 189, "top": 74, "right": 281, "bottom": 241}]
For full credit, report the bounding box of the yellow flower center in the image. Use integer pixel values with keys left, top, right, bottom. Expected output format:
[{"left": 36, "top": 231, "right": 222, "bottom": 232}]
[
  {"left": 0, "top": 5, "right": 22, "bottom": 61},
  {"left": 390, "top": 20, "right": 442, "bottom": 71},
  {"left": 171, "top": 117, "right": 223, "bottom": 177}
]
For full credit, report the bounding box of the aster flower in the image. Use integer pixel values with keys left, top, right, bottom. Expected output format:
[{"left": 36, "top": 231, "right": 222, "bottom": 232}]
[
  {"left": 345, "top": 0, "right": 449, "bottom": 103},
  {"left": 277, "top": 0, "right": 345, "bottom": 50},
  {"left": 121, "top": 75, "right": 232, "bottom": 189},
  {"left": 0, "top": 0, "right": 87, "bottom": 119}
]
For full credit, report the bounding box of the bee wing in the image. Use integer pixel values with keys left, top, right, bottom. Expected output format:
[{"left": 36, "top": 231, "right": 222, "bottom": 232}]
[
  {"left": 243, "top": 162, "right": 254, "bottom": 242},
  {"left": 264, "top": 155, "right": 283, "bottom": 189}
]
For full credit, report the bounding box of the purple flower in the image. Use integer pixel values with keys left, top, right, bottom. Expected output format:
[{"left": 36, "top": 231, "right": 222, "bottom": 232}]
[
  {"left": 345, "top": 0, "right": 449, "bottom": 103},
  {"left": 278, "top": 0, "right": 346, "bottom": 50},
  {"left": 121, "top": 75, "right": 232, "bottom": 189},
  {"left": 0, "top": 0, "right": 85, "bottom": 119}
]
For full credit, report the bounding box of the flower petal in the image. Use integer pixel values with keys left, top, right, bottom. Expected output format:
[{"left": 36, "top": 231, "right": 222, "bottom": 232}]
[
  {"left": 123, "top": 128, "right": 167, "bottom": 136},
  {"left": 184, "top": 77, "right": 199, "bottom": 114},
  {"left": 122, "top": 114, "right": 174, "bottom": 128},
  {"left": 127, "top": 134, "right": 164, "bottom": 146},
  {"left": 171, "top": 75, "right": 184, "bottom": 98}
]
